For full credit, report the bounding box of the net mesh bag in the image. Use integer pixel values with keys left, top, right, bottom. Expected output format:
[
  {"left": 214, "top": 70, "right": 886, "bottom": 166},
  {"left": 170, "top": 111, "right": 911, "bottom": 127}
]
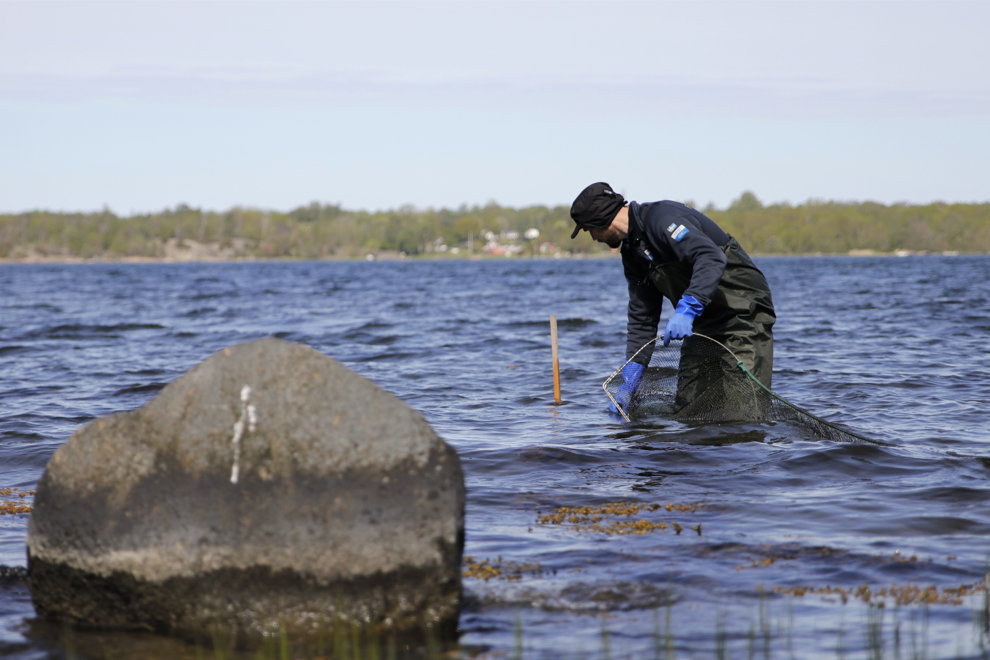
[{"left": 603, "top": 334, "right": 875, "bottom": 444}]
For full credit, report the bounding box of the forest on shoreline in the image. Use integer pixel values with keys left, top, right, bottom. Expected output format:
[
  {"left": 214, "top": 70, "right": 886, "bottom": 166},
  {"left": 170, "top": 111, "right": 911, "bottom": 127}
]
[{"left": 1, "top": 192, "right": 987, "bottom": 262}]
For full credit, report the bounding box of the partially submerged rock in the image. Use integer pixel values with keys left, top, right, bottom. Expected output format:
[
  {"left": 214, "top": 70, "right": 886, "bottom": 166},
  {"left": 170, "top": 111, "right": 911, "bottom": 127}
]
[{"left": 27, "top": 338, "right": 464, "bottom": 644}]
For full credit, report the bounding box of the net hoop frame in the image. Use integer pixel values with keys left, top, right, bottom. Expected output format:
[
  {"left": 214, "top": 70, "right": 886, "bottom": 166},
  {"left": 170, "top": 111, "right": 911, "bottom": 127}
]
[{"left": 602, "top": 333, "right": 879, "bottom": 445}]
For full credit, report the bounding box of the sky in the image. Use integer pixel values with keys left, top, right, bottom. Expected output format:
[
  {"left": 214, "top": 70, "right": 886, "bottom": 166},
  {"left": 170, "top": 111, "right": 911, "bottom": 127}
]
[{"left": 2, "top": 0, "right": 989, "bottom": 215}]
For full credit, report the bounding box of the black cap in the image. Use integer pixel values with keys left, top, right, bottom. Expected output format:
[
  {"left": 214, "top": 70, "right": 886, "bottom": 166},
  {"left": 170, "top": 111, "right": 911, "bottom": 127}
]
[{"left": 569, "top": 182, "right": 625, "bottom": 238}]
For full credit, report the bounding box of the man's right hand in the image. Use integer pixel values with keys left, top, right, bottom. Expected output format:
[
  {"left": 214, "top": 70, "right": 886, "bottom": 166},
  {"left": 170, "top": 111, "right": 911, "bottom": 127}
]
[
  {"left": 609, "top": 362, "right": 645, "bottom": 414},
  {"left": 662, "top": 295, "right": 704, "bottom": 346}
]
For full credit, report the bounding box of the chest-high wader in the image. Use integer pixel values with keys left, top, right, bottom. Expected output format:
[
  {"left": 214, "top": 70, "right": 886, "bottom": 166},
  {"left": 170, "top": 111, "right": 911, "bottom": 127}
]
[{"left": 646, "top": 238, "right": 776, "bottom": 416}]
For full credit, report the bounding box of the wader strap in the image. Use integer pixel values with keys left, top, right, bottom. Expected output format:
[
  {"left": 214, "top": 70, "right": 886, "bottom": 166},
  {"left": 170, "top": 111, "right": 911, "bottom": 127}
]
[{"left": 646, "top": 261, "right": 691, "bottom": 304}]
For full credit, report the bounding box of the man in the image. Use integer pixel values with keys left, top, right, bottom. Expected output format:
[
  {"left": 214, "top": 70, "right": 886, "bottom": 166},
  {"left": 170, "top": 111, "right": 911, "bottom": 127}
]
[{"left": 569, "top": 182, "right": 775, "bottom": 416}]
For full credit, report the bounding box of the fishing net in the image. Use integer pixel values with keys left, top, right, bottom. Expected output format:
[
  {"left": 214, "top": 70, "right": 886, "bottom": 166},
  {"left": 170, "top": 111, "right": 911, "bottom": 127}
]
[{"left": 603, "top": 333, "right": 875, "bottom": 444}]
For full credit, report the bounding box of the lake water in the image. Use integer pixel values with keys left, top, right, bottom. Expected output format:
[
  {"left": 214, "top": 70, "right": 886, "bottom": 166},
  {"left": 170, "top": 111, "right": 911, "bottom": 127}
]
[{"left": 1, "top": 255, "right": 989, "bottom": 659}]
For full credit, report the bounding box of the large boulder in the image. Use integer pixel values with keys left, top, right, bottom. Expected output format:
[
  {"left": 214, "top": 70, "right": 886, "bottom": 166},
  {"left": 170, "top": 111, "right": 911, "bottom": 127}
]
[{"left": 27, "top": 338, "right": 464, "bottom": 644}]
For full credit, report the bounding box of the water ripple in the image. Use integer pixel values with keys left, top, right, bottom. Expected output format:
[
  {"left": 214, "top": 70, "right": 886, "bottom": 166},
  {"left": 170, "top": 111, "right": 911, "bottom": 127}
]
[{"left": 1, "top": 257, "right": 988, "bottom": 657}]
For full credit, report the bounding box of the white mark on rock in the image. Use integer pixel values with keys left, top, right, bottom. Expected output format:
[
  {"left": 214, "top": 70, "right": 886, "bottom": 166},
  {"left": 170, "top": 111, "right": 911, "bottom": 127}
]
[{"left": 230, "top": 385, "right": 258, "bottom": 484}]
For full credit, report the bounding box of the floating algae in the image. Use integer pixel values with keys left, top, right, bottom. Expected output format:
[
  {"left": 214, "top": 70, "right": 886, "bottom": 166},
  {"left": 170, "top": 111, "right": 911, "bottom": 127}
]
[
  {"left": 463, "top": 502, "right": 705, "bottom": 583},
  {"left": 773, "top": 582, "right": 985, "bottom": 607},
  {"left": 723, "top": 543, "right": 987, "bottom": 607},
  {"left": 536, "top": 501, "right": 703, "bottom": 536},
  {"left": 462, "top": 556, "right": 544, "bottom": 582},
  {"left": 0, "top": 488, "right": 33, "bottom": 515}
]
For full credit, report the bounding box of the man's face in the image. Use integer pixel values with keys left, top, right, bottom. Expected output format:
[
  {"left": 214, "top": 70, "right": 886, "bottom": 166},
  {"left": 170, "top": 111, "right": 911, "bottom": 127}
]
[{"left": 589, "top": 223, "right": 623, "bottom": 249}]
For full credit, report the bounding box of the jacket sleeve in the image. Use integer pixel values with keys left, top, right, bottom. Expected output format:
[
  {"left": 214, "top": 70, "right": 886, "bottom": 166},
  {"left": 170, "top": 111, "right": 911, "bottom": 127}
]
[
  {"left": 643, "top": 212, "right": 727, "bottom": 307},
  {"left": 626, "top": 278, "right": 661, "bottom": 365}
]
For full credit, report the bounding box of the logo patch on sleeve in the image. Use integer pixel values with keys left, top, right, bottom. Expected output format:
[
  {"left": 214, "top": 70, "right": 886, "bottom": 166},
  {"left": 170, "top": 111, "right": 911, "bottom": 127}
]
[{"left": 666, "top": 223, "right": 690, "bottom": 242}]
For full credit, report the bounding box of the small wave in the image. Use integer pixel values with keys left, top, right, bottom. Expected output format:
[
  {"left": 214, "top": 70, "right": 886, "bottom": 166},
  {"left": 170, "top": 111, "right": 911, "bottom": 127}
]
[
  {"left": 515, "top": 446, "right": 603, "bottom": 464},
  {"left": 504, "top": 319, "right": 572, "bottom": 329},
  {"left": 0, "top": 443, "right": 60, "bottom": 470},
  {"left": 189, "top": 292, "right": 224, "bottom": 301},
  {"left": 582, "top": 337, "right": 614, "bottom": 349},
  {"left": 779, "top": 443, "right": 905, "bottom": 477},
  {"left": 0, "top": 429, "right": 45, "bottom": 443},
  {"left": 272, "top": 331, "right": 308, "bottom": 342},
  {"left": 38, "top": 322, "right": 168, "bottom": 339},
  {"left": 555, "top": 318, "right": 597, "bottom": 329},
  {"left": 340, "top": 324, "right": 396, "bottom": 342},
  {"left": 901, "top": 484, "right": 990, "bottom": 504},
  {"left": 112, "top": 382, "right": 167, "bottom": 397},
  {"left": 357, "top": 351, "right": 418, "bottom": 363},
  {"left": 467, "top": 579, "right": 674, "bottom": 613},
  {"left": 857, "top": 514, "right": 986, "bottom": 537},
  {"left": 182, "top": 307, "right": 218, "bottom": 318},
  {"left": 0, "top": 384, "right": 64, "bottom": 398},
  {"left": 2, "top": 302, "right": 62, "bottom": 313},
  {"left": 355, "top": 320, "right": 394, "bottom": 331},
  {"left": 125, "top": 368, "right": 167, "bottom": 378}
]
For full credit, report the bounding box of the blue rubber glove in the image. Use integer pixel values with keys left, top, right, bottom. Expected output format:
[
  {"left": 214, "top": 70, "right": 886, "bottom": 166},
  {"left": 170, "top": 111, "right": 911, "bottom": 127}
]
[
  {"left": 662, "top": 295, "right": 704, "bottom": 346},
  {"left": 609, "top": 361, "right": 645, "bottom": 414}
]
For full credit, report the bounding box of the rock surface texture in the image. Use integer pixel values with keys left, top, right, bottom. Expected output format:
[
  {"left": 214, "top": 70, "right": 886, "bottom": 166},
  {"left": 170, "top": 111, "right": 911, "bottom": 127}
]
[{"left": 27, "top": 338, "right": 465, "bottom": 643}]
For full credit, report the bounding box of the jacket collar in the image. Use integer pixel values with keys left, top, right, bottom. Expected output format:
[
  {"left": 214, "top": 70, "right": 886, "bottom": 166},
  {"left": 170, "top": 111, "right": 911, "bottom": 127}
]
[{"left": 624, "top": 201, "right": 646, "bottom": 246}]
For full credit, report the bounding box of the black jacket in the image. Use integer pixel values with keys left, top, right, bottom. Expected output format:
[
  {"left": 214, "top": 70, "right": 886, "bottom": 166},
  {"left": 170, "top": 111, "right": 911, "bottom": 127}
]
[{"left": 621, "top": 201, "right": 731, "bottom": 363}]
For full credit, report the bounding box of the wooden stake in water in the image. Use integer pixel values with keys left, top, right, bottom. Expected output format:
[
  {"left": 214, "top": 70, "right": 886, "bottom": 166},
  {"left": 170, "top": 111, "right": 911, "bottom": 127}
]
[{"left": 550, "top": 314, "right": 561, "bottom": 402}]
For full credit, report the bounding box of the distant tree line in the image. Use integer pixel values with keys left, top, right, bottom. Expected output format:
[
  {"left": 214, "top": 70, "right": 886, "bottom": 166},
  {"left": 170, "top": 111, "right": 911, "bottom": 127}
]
[{"left": 1, "top": 192, "right": 987, "bottom": 261}]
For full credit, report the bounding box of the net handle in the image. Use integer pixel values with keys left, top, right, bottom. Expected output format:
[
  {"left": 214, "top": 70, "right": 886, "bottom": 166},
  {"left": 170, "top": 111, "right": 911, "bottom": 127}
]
[
  {"left": 603, "top": 333, "right": 881, "bottom": 445},
  {"left": 602, "top": 337, "right": 658, "bottom": 422},
  {"left": 602, "top": 333, "right": 746, "bottom": 422}
]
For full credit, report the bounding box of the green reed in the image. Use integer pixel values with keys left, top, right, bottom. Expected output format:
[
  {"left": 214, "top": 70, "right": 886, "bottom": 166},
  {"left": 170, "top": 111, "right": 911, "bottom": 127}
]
[{"left": 52, "top": 586, "right": 990, "bottom": 660}]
